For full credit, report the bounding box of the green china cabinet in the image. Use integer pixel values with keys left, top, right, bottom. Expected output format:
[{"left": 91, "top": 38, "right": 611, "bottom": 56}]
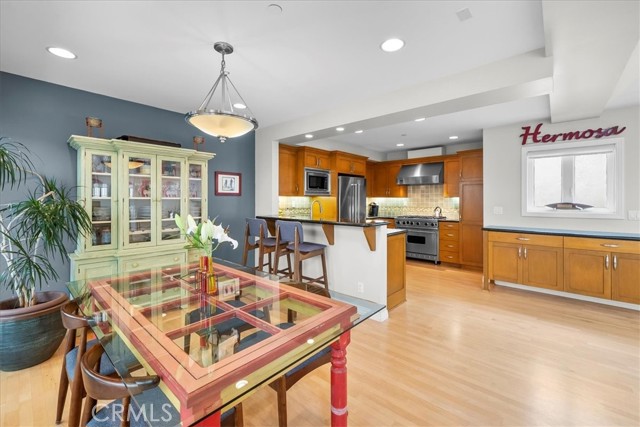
[{"left": 68, "top": 135, "right": 214, "bottom": 281}]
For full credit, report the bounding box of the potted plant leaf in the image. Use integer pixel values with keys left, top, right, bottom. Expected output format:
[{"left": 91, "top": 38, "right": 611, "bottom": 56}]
[{"left": 0, "top": 137, "right": 92, "bottom": 371}]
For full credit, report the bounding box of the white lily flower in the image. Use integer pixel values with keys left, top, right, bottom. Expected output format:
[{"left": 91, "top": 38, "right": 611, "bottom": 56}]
[
  {"left": 186, "top": 214, "right": 198, "bottom": 236},
  {"left": 212, "top": 223, "right": 239, "bottom": 249}
]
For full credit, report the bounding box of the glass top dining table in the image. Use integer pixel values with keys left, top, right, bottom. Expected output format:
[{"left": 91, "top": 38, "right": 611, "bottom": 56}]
[{"left": 67, "top": 258, "right": 384, "bottom": 426}]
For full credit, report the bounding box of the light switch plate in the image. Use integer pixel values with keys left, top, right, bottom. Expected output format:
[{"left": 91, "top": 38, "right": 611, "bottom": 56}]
[
  {"left": 629, "top": 210, "right": 640, "bottom": 220},
  {"left": 493, "top": 206, "right": 504, "bottom": 215}
]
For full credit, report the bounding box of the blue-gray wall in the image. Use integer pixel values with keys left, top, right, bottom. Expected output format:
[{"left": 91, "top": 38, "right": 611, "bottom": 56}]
[{"left": 0, "top": 72, "right": 255, "bottom": 300}]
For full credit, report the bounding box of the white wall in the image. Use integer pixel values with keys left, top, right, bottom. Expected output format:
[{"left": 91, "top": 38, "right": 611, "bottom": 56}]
[{"left": 484, "top": 106, "right": 640, "bottom": 233}]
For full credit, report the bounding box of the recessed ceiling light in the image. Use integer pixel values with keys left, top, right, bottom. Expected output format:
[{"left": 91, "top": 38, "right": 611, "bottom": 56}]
[
  {"left": 233, "top": 103, "right": 247, "bottom": 109},
  {"left": 305, "top": 134, "right": 313, "bottom": 139},
  {"left": 380, "top": 38, "right": 405, "bottom": 52},
  {"left": 336, "top": 127, "right": 345, "bottom": 132},
  {"left": 46, "top": 46, "right": 77, "bottom": 59},
  {"left": 449, "top": 135, "right": 459, "bottom": 140},
  {"left": 414, "top": 117, "right": 426, "bottom": 122},
  {"left": 396, "top": 143, "right": 405, "bottom": 147},
  {"left": 354, "top": 130, "right": 364, "bottom": 134}
]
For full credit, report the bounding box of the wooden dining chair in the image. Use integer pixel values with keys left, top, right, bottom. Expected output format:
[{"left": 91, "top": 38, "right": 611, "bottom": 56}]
[
  {"left": 56, "top": 299, "right": 117, "bottom": 427},
  {"left": 80, "top": 337, "right": 243, "bottom": 427}
]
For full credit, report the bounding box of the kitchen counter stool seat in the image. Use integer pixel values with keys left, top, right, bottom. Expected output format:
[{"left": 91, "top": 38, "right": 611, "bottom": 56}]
[
  {"left": 274, "top": 220, "right": 329, "bottom": 289},
  {"left": 243, "top": 218, "right": 291, "bottom": 276}
]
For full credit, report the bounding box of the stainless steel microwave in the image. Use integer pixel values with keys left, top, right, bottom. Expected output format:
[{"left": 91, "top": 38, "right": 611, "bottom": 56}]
[{"left": 304, "top": 167, "right": 331, "bottom": 195}]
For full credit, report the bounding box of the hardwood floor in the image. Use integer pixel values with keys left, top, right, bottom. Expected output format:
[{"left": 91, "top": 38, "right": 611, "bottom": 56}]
[{"left": 2, "top": 260, "right": 638, "bottom": 426}]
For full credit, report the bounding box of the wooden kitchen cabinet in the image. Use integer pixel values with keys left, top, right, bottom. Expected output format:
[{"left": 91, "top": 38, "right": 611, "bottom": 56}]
[
  {"left": 371, "top": 162, "right": 407, "bottom": 197},
  {"left": 279, "top": 144, "right": 301, "bottom": 196},
  {"left": 488, "top": 232, "right": 564, "bottom": 291},
  {"left": 459, "top": 149, "right": 483, "bottom": 181},
  {"left": 458, "top": 150, "right": 483, "bottom": 268},
  {"left": 299, "top": 147, "right": 330, "bottom": 169},
  {"left": 459, "top": 181, "right": 483, "bottom": 267},
  {"left": 387, "top": 231, "right": 406, "bottom": 310},
  {"left": 366, "top": 161, "right": 377, "bottom": 197},
  {"left": 439, "top": 221, "right": 460, "bottom": 264},
  {"left": 443, "top": 158, "right": 460, "bottom": 197},
  {"left": 564, "top": 237, "right": 640, "bottom": 303},
  {"left": 332, "top": 151, "right": 367, "bottom": 175}
]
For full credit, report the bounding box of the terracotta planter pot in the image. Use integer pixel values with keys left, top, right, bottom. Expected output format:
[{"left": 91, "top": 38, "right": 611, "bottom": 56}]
[{"left": 0, "top": 291, "right": 69, "bottom": 371}]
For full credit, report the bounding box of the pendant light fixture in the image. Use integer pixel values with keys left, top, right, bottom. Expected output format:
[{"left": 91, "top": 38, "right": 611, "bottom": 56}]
[{"left": 185, "top": 42, "right": 258, "bottom": 143}]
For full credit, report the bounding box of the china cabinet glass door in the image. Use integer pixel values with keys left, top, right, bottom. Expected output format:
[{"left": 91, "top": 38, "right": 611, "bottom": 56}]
[
  {"left": 126, "top": 154, "right": 154, "bottom": 247},
  {"left": 87, "top": 152, "right": 117, "bottom": 251},
  {"left": 158, "top": 157, "right": 185, "bottom": 244},
  {"left": 188, "top": 162, "right": 206, "bottom": 222}
]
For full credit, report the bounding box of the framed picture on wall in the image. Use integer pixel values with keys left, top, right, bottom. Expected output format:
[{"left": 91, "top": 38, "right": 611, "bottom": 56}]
[{"left": 215, "top": 171, "right": 242, "bottom": 196}]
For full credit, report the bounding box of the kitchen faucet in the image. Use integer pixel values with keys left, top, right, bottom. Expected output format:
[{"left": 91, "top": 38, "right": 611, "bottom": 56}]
[{"left": 311, "top": 199, "right": 323, "bottom": 220}]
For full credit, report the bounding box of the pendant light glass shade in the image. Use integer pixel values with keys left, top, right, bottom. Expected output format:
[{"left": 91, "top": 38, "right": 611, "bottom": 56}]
[{"left": 185, "top": 42, "right": 258, "bottom": 143}]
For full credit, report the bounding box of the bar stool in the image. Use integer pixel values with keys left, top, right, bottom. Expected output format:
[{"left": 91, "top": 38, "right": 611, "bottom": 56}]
[
  {"left": 273, "top": 220, "right": 329, "bottom": 289},
  {"left": 56, "top": 300, "right": 117, "bottom": 427},
  {"left": 242, "top": 218, "right": 292, "bottom": 277},
  {"left": 80, "top": 337, "right": 242, "bottom": 427}
]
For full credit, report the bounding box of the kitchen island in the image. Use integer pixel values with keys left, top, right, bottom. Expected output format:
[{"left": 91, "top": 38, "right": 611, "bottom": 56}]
[{"left": 257, "top": 215, "right": 406, "bottom": 321}]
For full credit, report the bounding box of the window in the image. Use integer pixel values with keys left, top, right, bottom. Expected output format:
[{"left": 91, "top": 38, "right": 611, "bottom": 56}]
[{"left": 522, "top": 138, "right": 624, "bottom": 218}]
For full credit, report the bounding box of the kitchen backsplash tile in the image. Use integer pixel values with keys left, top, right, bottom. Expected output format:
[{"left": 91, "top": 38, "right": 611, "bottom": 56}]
[{"left": 368, "top": 184, "right": 459, "bottom": 219}]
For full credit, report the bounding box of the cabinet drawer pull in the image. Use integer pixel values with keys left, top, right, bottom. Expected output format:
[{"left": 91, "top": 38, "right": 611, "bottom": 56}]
[
  {"left": 516, "top": 237, "right": 530, "bottom": 241},
  {"left": 173, "top": 257, "right": 179, "bottom": 261},
  {"left": 446, "top": 233, "right": 454, "bottom": 237},
  {"left": 523, "top": 247, "right": 527, "bottom": 259},
  {"left": 613, "top": 255, "right": 617, "bottom": 270},
  {"left": 605, "top": 255, "right": 609, "bottom": 270},
  {"left": 518, "top": 247, "right": 522, "bottom": 258},
  {"left": 601, "top": 243, "right": 619, "bottom": 248},
  {"left": 132, "top": 262, "right": 139, "bottom": 268}
]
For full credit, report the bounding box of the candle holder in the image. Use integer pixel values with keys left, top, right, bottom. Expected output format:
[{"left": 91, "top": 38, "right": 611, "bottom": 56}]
[
  {"left": 85, "top": 117, "right": 104, "bottom": 137},
  {"left": 193, "top": 136, "right": 205, "bottom": 151}
]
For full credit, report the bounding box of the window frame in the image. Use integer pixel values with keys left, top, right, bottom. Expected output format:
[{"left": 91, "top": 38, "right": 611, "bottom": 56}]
[{"left": 521, "top": 137, "right": 624, "bottom": 219}]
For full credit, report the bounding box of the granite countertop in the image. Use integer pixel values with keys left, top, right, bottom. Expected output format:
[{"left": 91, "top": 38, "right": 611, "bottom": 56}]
[
  {"left": 258, "top": 215, "right": 389, "bottom": 228},
  {"left": 484, "top": 225, "right": 640, "bottom": 241}
]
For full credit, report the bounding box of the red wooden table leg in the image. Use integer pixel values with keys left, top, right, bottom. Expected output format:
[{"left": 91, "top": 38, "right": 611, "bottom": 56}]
[
  {"left": 187, "top": 409, "right": 221, "bottom": 427},
  {"left": 330, "top": 331, "right": 351, "bottom": 427}
]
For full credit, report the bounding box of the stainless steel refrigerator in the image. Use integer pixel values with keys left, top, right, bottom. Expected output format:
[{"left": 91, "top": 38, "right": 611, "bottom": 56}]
[{"left": 338, "top": 175, "right": 366, "bottom": 223}]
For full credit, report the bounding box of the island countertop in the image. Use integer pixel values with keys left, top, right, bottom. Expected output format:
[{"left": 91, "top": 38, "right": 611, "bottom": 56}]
[
  {"left": 484, "top": 225, "right": 640, "bottom": 241},
  {"left": 257, "top": 214, "right": 390, "bottom": 227}
]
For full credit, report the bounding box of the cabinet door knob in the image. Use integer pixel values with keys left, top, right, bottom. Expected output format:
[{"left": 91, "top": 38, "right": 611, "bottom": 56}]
[
  {"left": 132, "top": 262, "right": 139, "bottom": 268},
  {"left": 173, "top": 256, "right": 179, "bottom": 261}
]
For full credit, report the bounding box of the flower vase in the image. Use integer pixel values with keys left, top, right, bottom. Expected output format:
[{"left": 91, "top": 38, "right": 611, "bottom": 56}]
[{"left": 198, "top": 255, "right": 217, "bottom": 294}]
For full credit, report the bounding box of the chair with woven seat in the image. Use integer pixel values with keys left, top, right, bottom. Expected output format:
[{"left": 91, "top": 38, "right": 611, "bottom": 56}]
[
  {"left": 242, "top": 218, "right": 291, "bottom": 277},
  {"left": 273, "top": 220, "right": 329, "bottom": 289},
  {"left": 80, "top": 338, "right": 243, "bottom": 427},
  {"left": 56, "top": 299, "right": 119, "bottom": 427}
]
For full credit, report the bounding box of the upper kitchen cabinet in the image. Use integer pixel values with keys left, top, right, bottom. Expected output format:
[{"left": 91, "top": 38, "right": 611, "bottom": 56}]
[
  {"left": 366, "top": 161, "right": 377, "bottom": 197},
  {"left": 332, "top": 151, "right": 367, "bottom": 176},
  {"left": 279, "top": 144, "right": 301, "bottom": 196},
  {"left": 443, "top": 157, "right": 460, "bottom": 197},
  {"left": 299, "top": 147, "right": 331, "bottom": 170},
  {"left": 371, "top": 162, "right": 407, "bottom": 198},
  {"left": 459, "top": 149, "right": 483, "bottom": 181}
]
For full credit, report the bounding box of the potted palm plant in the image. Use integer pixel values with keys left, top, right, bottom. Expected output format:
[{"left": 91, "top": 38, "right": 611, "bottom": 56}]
[{"left": 0, "top": 137, "right": 92, "bottom": 371}]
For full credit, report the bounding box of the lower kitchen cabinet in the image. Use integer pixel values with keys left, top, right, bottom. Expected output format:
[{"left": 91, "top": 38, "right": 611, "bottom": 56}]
[
  {"left": 439, "top": 221, "right": 460, "bottom": 264},
  {"left": 488, "top": 232, "right": 563, "bottom": 291},
  {"left": 387, "top": 232, "right": 406, "bottom": 310},
  {"left": 564, "top": 237, "right": 640, "bottom": 303},
  {"left": 459, "top": 181, "right": 483, "bottom": 268}
]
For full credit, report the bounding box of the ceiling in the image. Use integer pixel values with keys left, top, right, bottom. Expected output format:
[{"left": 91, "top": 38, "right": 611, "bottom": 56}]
[{"left": 1, "top": 1, "right": 638, "bottom": 155}]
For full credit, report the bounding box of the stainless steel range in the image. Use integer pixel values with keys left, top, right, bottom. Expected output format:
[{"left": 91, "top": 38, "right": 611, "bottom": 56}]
[{"left": 395, "top": 216, "right": 444, "bottom": 263}]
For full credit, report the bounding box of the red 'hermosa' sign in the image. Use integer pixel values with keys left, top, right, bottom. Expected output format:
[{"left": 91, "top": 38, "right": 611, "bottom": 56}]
[{"left": 520, "top": 123, "right": 626, "bottom": 145}]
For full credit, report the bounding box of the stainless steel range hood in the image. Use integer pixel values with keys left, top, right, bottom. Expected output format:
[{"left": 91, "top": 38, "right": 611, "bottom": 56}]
[{"left": 396, "top": 162, "right": 444, "bottom": 185}]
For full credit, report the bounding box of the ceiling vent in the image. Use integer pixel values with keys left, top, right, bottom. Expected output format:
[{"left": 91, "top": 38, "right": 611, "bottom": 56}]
[{"left": 407, "top": 147, "right": 444, "bottom": 159}]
